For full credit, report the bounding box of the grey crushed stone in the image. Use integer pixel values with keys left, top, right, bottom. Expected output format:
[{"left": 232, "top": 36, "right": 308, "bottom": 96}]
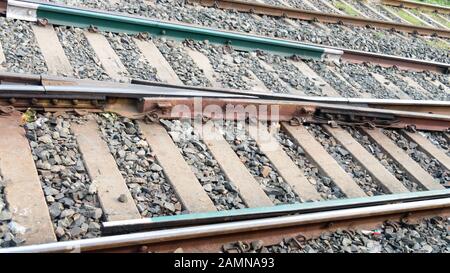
[
  {"left": 368, "top": 65, "right": 429, "bottom": 100},
  {"left": 346, "top": 0, "right": 386, "bottom": 20},
  {"left": 275, "top": 129, "right": 345, "bottom": 199},
  {"left": 411, "top": 10, "right": 442, "bottom": 28},
  {"left": 369, "top": 4, "right": 404, "bottom": 23},
  {"left": 306, "top": 0, "right": 340, "bottom": 14},
  {"left": 335, "top": 63, "right": 397, "bottom": 99},
  {"left": 55, "top": 26, "right": 110, "bottom": 81},
  {"left": 403, "top": 71, "right": 449, "bottom": 101},
  {"left": 304, "top": 60, "right": 361, "bottom": 97},
  {"left": 0, "top": 175, "right": 26, "bottom": 248},
  {"left": 383, "top": 129, "right": 450, "bottom": 186},
  {"left": 222, "top": 121, "right": 301, "bottom": 204},
  {"left": 344, "top": 127, "right": 424, "bottom": 192},
  {"left": 105, "top": 33, "right": 160, "bottom": 81},
  {"left": 96, "top": 114, "right": 183, "bottom": 217},
  {"left": 0, "top": 18, "right": 47, "bottom": 74},
  {"left": 235, "top": 51, "right": 290, "bottom": 94},
  {"left": 262, "top": 54, "right": 325, "bottom": 96},
  {"left": 153, "top": 38, "right": 211, "bottom": 87},
  {"left": 228, "top": 217, "right": 450, "bottom": 253},
  {"left": 25, "top": 113, "right": 102, "bottom": 241},
  {"left": 284, "top": 0, "right": 316, "bottom": 11},
  {"left": 420, "top": 131, "right": 450, "bottom": 157},
  {"left": 306, "top": 124, "right": 387, "bottom": 196},
  {"left": 161, "top": 119, "right": 246, "bottom": 210},
  {"left": 185, "top": 40, "right": 255, "bottom": 90}
]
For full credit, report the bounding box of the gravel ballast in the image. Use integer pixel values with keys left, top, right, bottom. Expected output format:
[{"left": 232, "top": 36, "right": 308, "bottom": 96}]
[
  {"left": 305, "top": 60, "right": 361, "bottom": 97},
  {"left": 56, "top": 26, "right": 110, "bottom": 81},
  {"left": 368, "top": 66, "right": 430, "bottom": 100},
  {"left": 25, "top": 113, "right": 103, "bottom": 241},
  {"left": 97, "top": 115, "right": 183, "bottom": 217},
  {"left": 344, "top": 127, "right": 424, "bottom": 191},
  {"left": 383, "top": 129, "right": 449, "bottom": 186},
  {"left": 0, "top": 18, "right": 47, "bottom": 74},
  {"left": 0, "top": 175, "right": 26, "bottom": 248},
  {"left": 346, "top": 0, "right": 386, "bottom": 20},
  {"left": 161, "top": 119, "right": 246, "bottom": 210},
  {"left": 403, "top": 71, "right": 449, "bottom": 101},
  {"left": 186, "top": 40, "right": 259, "bottom": 90},
  {"left": 306, "top": 124, "right": 387, "bottom": 196},
  {"left": 225, "top": 217, "right": 450, "bottom": 253},
  {"left": 420, "top": 131, "right": 450, "bottom": 157},
  {"left": 222, "top": 121, "right": 301, "bottom": 204},
  {"left": 106, "top": 33, "right": 160, "bottom": 81},
  {"left": 275, "top": 129, "right": 345, "bottom": 199},
  {"left": 153, "top": 38, "right": 212, "bottom": 86},
  {"left": 335, "top": 63, "right": 397, "bottom": 99}
]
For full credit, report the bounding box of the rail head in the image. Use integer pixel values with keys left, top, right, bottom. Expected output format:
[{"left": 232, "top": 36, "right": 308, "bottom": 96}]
[{"left": 381, "top": 0, "right": 450, "bottom": 14}]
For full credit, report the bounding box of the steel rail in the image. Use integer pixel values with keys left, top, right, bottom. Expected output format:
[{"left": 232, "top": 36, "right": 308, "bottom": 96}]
[
  {"left": 6, "top": 0, "right": 340, "bottom": 59},
  {"left": 339, "top": 50, "right": 449, "bottom": 73},
  {"left": 3, "top": 72, "right": 450, "bottom": 112},
  {"left": 130, "top": 78, "right": 450, "bottom": 111},
  {"left": 1, "top": 73, "right": 450, "bottom": 131},
  {"left": 187, "top": 0, "right": 450, "bottom": 38},
  {"left": 2, "top": 82, "right": 450, "bottom": 118},
  {"left": 2, "top": 197, "right": 450, "bottom": 253},
  {"left": 381, "top": 0, "right": 450, "bottom": 14},
  {"left": 102, "top": 189, "right": 450, "bottom": 235}
]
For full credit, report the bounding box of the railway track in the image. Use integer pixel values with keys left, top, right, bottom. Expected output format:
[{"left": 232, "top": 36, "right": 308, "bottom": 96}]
[
  {"left": 188, "top": 0, "right": 450, "bottom": 37},
  {"left": 0, "top": 1, "right": 449, "bottom": 100},
  {"left": 0, "top": 73, "right": 449, "bottom": 252},
  {"left": 0, "top": 0, "right": 449, "bottom": 254},
  {"left": 6, "top": 0, "right": 449, "bottom": 62}
]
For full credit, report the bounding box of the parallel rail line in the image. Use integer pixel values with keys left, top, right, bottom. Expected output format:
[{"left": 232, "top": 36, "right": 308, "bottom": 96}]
[
  {"left": 187, "top": 0, "right": 450, "bottom": 38},
  {"left": 1, "top": 73, "right": 450, "bottom": 130},
  {"left": 381, "top": 0, "right": 450, "bottom": 14},
  {"left": 5, "top": 0, "right": 450, "bottom": 73}
]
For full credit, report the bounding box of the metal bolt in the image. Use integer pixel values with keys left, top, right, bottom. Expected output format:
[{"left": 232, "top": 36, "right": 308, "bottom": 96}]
[
  {"left": 72, "top": 99, "right": 79, "bottom": 105},
  {"left": 139, "top": 245, "right": 149, "bottom": 253},
  {"left": 37, "top": 18, "right": 48, "bottom": 27},
  {"left": 8, "top": 98, "right": 16, "bottom": 104}
]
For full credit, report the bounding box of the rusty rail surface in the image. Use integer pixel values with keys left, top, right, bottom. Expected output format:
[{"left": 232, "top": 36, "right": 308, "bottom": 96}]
[
  {"left": 1, "top": 72, "right": 449, "bottom": 131},
  {"left": 188, "top": 0, "right": 450, "bottom": 38},
  {"left": 381, "top": 0, "right": 450, "bottom": 14}
]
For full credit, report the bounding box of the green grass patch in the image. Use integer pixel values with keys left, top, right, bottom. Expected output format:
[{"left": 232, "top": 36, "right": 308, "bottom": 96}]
[
  {"left": 425, "top": 38, "right": 450, "bottom": 50},
  {"left": 389, "top": 7, "right": 428, "bottom": 26},
  {"left": 374, "top": 31, "right": 385, "bottom": 40},
  {"left": 411, "top": 0, "right": 450, "bottom": 7},
  {"left": 333, "top": 1, "right": 361, "bottom": 17},
  {"left": 427, "top": 12, "right": 450, "bottom": 28}
]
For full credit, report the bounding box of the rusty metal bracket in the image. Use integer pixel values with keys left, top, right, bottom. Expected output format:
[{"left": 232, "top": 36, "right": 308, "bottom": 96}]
[{"left": 0, "top": 105, "right": 15, "bottom": 115}]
